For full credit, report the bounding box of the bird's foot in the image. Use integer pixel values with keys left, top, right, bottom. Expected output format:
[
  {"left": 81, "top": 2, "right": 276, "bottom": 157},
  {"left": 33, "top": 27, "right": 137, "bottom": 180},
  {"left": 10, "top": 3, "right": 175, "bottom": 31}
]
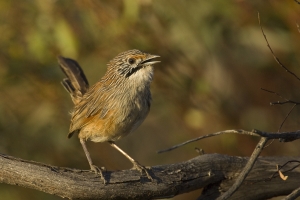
[
  {"left": 90, "top": 164, "right": 107, "bottom": 184},
  {"left": 132, "top": 161, "right": 154, "bottom": 181}
]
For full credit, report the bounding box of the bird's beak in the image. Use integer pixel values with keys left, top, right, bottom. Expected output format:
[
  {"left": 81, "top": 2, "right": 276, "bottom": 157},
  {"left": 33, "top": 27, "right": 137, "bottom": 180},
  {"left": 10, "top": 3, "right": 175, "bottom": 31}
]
[{"left": 140, "top": 55, "right": 160, "bottom": 66}]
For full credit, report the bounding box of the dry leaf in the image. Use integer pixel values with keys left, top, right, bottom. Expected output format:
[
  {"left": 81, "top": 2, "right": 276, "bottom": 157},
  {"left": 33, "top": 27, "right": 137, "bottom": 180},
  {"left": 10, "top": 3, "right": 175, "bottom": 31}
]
[{"left": 279, "top": 170, "right": 288, "bottom": 181}]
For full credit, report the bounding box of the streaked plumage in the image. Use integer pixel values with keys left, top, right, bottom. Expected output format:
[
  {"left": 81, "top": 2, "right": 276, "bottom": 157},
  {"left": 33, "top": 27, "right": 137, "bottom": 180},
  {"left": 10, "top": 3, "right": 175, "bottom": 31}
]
[{"left": 58, "top": 49, "right": 160, "bottom": 183}]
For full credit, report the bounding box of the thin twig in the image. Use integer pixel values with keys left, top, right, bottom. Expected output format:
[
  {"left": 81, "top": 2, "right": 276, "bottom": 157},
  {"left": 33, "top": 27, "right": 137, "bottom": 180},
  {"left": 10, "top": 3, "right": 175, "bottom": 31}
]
[
  {"left": 157, "top": 129, "right": 300, "bottom": 153},
  {"left": 260, "top": 88, "right": 298, "bottom": 145},
  {"left": 280, "top": 163, "right": 300, "bottom": 174},
  {"left": 261, "top": 88, "right": 286, "bottom": 100},
  {"left": 264, "top": 104, "right": 297, "bottom": 149},
  {"left": 261, "top": 88, "right": 300, "bottom": 105},
  {"left": 271, "top": 101, "right": 300, "bottom": 105},
  {"left": 157, "top": 130, "right": 259, "bottom": 154},
  {"left": 268, "top": 160, "right": 300, "bottom": 180},
  {"left": 278, "top": 104, "right": 297, "bottom": 131},
  {"left": 263, "top": 139, "right": 274, "bottom": 149},
  {"left": 258, "top": 12, "right": 300, "bottom": 81},
  {"left": 217, "top": 137, "right": 269, "bottom": 200}
]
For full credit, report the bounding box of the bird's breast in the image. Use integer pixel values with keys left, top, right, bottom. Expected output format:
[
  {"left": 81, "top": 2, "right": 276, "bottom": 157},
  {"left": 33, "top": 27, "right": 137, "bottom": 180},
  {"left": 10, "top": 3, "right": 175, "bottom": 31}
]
[{"left": 80, "top": 86, "right": 151, "bottom": 143}]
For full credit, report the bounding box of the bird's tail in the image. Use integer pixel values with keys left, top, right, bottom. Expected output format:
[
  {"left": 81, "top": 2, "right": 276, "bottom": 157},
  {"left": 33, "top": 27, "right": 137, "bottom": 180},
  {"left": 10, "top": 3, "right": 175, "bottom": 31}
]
[{"left": 57, "top": 56, "right": 89, "bottom": 104}]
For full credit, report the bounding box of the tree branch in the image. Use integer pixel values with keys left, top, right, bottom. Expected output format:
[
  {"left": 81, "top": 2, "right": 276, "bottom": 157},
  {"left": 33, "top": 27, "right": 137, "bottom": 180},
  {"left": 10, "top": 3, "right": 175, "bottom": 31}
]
[
  {"left": 1, "top": 153, "right": 300, "bottom": 199},
  {"left": 217, "top": 137, "right": 268, "bottom": 200}
]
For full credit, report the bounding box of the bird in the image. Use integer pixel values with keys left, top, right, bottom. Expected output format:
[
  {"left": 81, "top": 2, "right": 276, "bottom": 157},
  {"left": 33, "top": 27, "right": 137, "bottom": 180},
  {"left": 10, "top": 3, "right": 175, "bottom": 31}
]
[{"left": 57, "top": 49, "right": 160, "bottom": 183}]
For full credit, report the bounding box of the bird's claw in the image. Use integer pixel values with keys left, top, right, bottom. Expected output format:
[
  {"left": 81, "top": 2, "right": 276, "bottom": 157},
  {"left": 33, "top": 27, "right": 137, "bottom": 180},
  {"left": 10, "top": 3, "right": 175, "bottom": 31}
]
[
  {"left": 90, "top": 164, "right": 107, "bottom": 184},
  {"left": 132, "top": 161, "right": 153, "bottom": 181}
]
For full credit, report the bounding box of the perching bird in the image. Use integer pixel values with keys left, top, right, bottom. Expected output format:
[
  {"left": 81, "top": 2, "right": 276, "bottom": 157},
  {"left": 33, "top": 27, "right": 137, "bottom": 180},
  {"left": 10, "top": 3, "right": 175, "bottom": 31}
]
[{"left": 58, "top": 49, "right": 160, "bottom": 183}]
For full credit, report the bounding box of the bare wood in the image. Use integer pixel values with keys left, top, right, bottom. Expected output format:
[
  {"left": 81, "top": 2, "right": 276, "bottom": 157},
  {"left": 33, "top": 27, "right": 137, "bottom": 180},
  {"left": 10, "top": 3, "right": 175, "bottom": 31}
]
[
  {"left": 217, "top": 137, "right": 269, "bottom": 200},
  {"left": 1, "top": 153, "right": 300, "bottom": 199},
  {"left": 283, "top": 187, "right": 300, "bottom": 200},
  {"left": 199, "top": 155, "right": 300, "bottom": 200}
]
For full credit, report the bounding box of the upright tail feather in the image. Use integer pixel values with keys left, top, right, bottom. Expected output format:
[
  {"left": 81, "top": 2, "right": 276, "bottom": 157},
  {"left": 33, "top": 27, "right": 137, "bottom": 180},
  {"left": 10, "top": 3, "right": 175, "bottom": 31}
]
[{"left": 57, "top": 56, "right": 89, "bottom": 104}]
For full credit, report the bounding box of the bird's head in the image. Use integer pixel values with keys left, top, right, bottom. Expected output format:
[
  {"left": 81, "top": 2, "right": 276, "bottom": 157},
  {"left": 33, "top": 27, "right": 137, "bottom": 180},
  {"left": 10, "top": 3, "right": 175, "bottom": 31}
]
[{"left": 107, "top": 49, "right": 160, "bottom": 82}]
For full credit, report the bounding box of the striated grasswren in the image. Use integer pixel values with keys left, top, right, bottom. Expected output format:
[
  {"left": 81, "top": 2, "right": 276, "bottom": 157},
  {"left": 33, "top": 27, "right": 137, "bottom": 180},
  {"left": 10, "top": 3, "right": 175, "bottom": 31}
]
[{"left": 58, "top": 49, "right": 160, "bottom": 183}]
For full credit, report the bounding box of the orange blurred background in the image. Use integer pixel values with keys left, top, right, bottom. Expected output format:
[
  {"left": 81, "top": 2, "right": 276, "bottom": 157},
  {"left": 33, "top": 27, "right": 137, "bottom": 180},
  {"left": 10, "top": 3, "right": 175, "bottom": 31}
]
[{"left": 0, "top": 1, "right": 300, "bottom": 199}]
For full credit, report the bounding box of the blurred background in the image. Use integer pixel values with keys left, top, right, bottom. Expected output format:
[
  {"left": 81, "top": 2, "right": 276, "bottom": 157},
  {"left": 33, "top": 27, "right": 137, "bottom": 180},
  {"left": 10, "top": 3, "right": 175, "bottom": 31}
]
[{"left": 0, "top": 0, "right": 300, "bottom": 199}]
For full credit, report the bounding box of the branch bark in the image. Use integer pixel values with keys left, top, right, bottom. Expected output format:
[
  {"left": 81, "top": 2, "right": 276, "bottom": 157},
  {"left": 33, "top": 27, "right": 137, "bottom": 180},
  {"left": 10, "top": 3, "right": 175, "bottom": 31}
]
[
  {"left": 217, "top": 137, "right": 269, "bottom": 200},
  {"left": 1, "top": 153, "right": 300, "bottom": 199}
]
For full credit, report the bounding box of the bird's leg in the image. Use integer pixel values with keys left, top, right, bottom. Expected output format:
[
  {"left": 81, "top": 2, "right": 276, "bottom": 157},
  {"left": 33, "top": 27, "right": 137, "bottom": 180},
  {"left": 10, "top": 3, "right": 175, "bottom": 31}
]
[
  {"left": 108, "top": 141, "right": 153, "bottom": 181},
  {"left": 80, "top": 138, "right": 106, "bottom": 184}
]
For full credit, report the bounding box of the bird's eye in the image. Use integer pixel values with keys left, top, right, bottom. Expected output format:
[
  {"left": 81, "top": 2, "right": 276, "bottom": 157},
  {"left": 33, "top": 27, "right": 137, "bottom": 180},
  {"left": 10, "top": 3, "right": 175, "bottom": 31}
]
[{"left": 128, "top": 58, "right": 136, "bottom": 65}]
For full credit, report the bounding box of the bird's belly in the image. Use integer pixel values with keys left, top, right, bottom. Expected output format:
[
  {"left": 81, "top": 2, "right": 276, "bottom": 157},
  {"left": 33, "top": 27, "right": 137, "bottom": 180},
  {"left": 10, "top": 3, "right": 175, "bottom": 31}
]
[{"left": 79, "top": 101, "right": 150, "bottom": 143}]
